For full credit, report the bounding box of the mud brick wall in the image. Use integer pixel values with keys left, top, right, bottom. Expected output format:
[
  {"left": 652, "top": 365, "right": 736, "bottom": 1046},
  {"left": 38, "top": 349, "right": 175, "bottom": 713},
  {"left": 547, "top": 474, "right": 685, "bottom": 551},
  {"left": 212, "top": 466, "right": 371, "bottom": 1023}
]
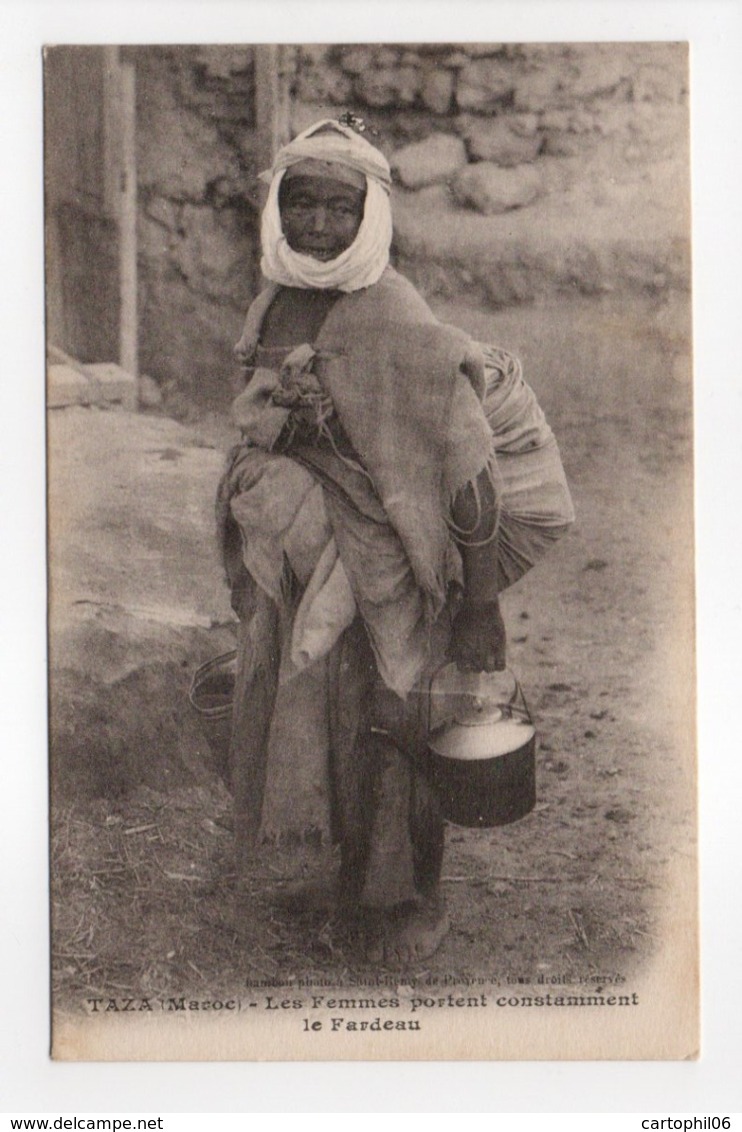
[{"left": 132, "top": 46, "right": 260, "bottom": 409}]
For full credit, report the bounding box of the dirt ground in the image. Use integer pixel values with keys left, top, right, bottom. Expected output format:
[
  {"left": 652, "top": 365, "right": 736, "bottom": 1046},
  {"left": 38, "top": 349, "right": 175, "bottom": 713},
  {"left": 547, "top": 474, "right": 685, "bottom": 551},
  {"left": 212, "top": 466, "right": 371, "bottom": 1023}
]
[{"left": 51, "top": 288, "right": 695, "bottom": 1010}]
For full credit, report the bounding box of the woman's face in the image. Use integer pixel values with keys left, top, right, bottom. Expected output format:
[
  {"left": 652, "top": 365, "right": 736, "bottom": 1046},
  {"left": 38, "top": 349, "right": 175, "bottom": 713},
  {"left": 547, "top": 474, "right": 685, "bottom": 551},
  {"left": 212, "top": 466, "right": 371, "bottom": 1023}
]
[{"left": 279, "top": 174, "right": 365, "bottom": 261}]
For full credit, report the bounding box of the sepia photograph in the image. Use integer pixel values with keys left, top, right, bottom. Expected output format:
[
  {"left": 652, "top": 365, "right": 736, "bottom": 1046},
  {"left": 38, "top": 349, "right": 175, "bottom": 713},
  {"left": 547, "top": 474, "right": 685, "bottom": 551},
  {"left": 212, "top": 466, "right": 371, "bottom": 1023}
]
[{"left": 44, "top": 40, "right": 696, "bottom": 1061}]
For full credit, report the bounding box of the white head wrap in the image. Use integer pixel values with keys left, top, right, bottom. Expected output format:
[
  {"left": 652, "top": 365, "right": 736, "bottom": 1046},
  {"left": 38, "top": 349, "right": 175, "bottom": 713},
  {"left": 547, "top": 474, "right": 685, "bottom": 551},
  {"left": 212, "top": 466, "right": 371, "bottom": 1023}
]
[{"left": 259, "top": 119, "right": 393, "bottom": 292}]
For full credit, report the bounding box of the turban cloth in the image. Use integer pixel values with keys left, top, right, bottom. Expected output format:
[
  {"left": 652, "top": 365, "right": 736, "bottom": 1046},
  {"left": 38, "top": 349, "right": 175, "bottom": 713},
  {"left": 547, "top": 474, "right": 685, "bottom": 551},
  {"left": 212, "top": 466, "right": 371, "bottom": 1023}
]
[{"left": 259, "top": 119, "right": 393, "bottom": 292}]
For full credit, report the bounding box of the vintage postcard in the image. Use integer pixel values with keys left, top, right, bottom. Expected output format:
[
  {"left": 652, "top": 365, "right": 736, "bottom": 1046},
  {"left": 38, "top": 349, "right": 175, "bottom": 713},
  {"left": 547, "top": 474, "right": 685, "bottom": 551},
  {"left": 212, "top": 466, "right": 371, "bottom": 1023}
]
[{"left": 46, "top": 42, "right": 696, "bottom": 1061}]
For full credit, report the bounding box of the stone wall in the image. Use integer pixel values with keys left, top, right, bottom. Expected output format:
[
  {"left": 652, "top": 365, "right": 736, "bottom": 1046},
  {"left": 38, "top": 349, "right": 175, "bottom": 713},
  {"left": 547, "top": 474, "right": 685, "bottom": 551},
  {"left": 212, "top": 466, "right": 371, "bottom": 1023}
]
[
  {"left": 290, "top": 43, "right": 690, "bottom": 305},
  {"left": 289, "top": 42, "right": 687, "bottom": 163},
  {"left": 130, "top": 43, "right": 689, "bottom": 408}
]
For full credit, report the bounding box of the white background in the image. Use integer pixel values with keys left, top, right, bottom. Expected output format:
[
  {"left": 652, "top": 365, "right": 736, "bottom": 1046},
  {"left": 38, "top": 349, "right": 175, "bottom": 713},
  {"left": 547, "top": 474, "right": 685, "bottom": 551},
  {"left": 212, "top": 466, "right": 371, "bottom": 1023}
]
[{"left": 1, "top": 0, "right": 740, "bottom": 1116}]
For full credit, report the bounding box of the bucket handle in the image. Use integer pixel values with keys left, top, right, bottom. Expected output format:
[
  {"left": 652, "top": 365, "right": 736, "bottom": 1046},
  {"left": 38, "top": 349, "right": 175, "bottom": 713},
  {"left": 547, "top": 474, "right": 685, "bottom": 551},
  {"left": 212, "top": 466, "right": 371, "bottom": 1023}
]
[
  {"left": 188, "top": 649, "right": 238, "bottom": 715},
  {"left": 426, "top": 663, "right": 533, "bottom": 736}
]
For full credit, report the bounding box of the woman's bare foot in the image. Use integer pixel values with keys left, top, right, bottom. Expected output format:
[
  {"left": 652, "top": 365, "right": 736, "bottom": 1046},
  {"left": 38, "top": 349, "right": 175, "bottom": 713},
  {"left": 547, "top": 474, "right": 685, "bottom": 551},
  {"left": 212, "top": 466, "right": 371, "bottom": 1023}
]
[{"left": 362, "top": 894, "right": 449, "bottom": 965}]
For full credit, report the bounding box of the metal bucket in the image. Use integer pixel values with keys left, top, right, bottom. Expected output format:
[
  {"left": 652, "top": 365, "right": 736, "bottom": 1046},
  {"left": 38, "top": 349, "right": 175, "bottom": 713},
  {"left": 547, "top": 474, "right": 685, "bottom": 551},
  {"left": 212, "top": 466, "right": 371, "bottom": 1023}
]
[
  {"left": 188, "top": 650, "right": 237, "bottom": 786},
  {"left": 425, "top": 667, "right": 537, "bottom": 828}
]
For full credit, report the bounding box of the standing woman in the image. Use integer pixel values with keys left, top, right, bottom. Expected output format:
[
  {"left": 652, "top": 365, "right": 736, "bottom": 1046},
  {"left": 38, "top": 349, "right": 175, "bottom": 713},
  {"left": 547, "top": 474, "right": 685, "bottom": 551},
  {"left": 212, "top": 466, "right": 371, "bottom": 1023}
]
[{"left": 219, "top": 116, "right": 574, "bottom": 963}]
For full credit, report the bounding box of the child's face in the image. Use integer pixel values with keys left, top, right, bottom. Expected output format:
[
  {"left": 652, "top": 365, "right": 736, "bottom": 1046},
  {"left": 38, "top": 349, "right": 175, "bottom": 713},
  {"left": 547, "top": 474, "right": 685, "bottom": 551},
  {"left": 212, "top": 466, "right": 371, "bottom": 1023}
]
[{"left": 279, "top": 175, "right": 365, "bottom": 262}]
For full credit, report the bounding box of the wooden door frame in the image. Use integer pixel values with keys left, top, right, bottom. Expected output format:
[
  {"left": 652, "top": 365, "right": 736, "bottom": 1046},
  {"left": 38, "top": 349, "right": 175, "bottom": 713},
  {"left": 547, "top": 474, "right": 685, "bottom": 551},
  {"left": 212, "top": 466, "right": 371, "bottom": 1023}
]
[{"left": 102, "top": 47, "right": 138, "bottom": 377}]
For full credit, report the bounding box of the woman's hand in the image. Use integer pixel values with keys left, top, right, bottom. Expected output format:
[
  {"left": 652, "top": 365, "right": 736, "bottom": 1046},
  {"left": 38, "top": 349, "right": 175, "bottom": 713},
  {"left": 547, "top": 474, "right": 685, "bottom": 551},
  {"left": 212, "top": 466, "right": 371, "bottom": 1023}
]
[{"left": 448, "top": 599, "right": 507, "bottom": 672}]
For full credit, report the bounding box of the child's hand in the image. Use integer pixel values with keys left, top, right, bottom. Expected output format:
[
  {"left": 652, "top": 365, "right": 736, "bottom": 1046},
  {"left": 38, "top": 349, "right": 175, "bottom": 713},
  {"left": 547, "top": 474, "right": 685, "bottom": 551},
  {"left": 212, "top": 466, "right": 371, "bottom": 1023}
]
[{"left": 234, "top": 334, "right": 253, "bottom": 365}]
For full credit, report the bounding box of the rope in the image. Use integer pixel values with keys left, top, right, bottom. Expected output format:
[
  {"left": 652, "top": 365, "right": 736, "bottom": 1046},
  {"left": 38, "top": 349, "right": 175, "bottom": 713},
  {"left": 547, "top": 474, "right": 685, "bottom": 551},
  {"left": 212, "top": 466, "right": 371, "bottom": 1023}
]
[
  {"left": 274, "top": 374, "right": 378, "bottom": 487},
  {"left": 447, "top": 458, "right": 502, "bottom": 548}
]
